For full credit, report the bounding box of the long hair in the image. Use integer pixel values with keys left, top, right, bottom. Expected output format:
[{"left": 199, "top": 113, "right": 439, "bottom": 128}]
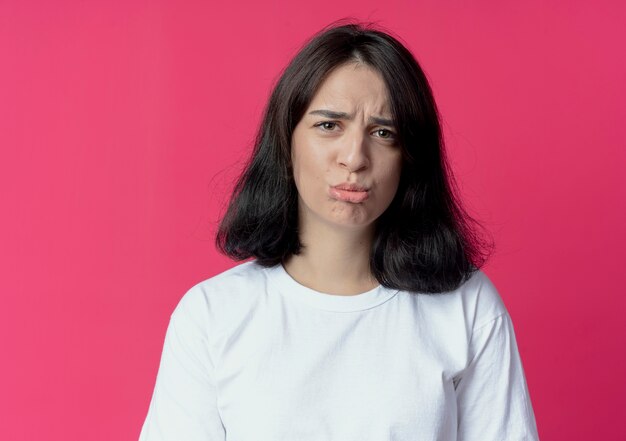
[{"left": 215, "top": 19, "right": 493, "bottom": 294}]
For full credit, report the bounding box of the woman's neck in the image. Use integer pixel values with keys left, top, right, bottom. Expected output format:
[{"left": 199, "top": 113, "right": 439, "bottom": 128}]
[{"left": 282, "top": 221, "right": 379, "bottom": 296}]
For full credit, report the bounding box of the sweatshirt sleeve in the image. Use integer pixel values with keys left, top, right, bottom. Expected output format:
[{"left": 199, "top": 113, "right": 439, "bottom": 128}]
[
  {"left": 454, "top": 312, "right": 539, "bottom": 441},
  {"left": 138, "top": 287, "right": 225, "bottom": 441}
]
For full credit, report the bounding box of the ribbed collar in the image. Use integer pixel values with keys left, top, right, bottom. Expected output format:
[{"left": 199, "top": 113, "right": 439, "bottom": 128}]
[{"left": 265, "top": 262, "right": 399, "bottom": 312}]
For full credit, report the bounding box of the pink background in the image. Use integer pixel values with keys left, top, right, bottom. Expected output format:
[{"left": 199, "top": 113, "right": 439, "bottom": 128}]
[{"left": 1, "top": 1, "right": 624, "bottom": 440}]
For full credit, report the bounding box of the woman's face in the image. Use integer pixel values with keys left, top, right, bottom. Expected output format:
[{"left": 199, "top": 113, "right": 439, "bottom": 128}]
[{"left": 290, "top": 62, "right": 403, "bottom": 233}]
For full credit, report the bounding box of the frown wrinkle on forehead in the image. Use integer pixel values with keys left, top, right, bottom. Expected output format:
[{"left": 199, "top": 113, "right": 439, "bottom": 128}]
[
  {"left": 308, "top": 109, "right": 395, "bottom": 128},
  {"left": 307, "top": 65, "right": 392, "bottom": 123}
]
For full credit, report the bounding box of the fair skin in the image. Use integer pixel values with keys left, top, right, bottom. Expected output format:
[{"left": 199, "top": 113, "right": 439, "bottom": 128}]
[{"left": 283, "top": 62, "right": 403, "bottom": 296}]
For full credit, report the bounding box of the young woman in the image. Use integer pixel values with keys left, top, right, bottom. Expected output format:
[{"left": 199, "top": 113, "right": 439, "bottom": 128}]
[{"left": 139, "top": 21, "right": 539, "bottom": 441}]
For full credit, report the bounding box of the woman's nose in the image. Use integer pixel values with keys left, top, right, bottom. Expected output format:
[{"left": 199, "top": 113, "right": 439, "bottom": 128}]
[{"left": 337, "top": 128, "right": 369, "bottom": 173}]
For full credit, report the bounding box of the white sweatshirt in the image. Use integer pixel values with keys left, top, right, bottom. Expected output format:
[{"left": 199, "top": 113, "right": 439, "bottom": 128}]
[{"left": 139, "top": 260, "right": 539, "bottom": 440}]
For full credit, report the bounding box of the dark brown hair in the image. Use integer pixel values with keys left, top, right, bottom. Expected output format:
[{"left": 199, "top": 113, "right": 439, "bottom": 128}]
[{"left": 215, "top": 19, "right": 493, "bottom": 293}]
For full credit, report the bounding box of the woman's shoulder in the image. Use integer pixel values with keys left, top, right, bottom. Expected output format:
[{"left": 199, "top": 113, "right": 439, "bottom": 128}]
[
  {"left": 414, "top": 268, "right": 509, "bottom": 333},
  {"left": 192, "top": 259, "right": 267, "bottom": 293},
  {"left": 170, "top": 259, "right": 269, "bottom": 324},
  {"left": 460, "top": 269, "right": 509, "bottom": 329}
]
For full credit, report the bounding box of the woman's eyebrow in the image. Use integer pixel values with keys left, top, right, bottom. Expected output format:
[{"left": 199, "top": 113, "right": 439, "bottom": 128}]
[{"left": 308, "top": 109, "right": 395, "bottom": 126}]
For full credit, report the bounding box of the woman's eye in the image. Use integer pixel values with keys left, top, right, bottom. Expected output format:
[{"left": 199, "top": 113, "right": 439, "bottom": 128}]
[
  {"left": 375, "top": 129, "right": 396, "bottom": 140},
  {"left": 315, "top": 121, "right": 338, "bottom": 131}
]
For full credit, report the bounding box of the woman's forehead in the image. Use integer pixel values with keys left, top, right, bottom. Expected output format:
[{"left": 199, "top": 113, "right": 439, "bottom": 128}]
[{"left": 307, "top": 64, "right": 392, "bottom": 117}]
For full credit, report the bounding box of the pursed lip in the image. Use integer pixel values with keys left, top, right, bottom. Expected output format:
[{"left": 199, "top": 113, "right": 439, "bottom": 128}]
[
  {"left": 332, "top": 182, "right": 370, "bottom": 192},
  {"left": 328, "top": 182, "right": 370, "bottom": 203}
]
